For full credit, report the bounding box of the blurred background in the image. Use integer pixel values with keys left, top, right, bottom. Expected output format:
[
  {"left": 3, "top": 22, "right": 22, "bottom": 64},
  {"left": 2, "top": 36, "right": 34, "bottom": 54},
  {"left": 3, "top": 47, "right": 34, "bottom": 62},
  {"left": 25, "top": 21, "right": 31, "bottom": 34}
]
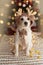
[
  {"left": 40, "top": 0, "right": 43, "bottom": 32},
  {"left": 0, "top": 1, "right": 43, "bottom": 65},
  {"left": 0, "top": 0, "right": 42, "bottom": 36}
]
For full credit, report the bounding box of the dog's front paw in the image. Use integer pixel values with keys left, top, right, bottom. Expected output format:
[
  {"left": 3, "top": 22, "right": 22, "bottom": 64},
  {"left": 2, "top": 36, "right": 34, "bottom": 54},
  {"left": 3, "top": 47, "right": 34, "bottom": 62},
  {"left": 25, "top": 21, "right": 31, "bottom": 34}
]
[
  {"left": 26, "top": 52, "right": 30, "bottom": 56},
  {"left": 15, "top": 53, "right": 19, "bottom": 57}
]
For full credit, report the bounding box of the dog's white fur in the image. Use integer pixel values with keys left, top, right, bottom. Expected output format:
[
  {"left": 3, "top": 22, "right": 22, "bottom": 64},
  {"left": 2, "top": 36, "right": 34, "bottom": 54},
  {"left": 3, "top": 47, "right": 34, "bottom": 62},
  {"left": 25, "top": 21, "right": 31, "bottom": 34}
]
[{"left": 14, "top": 14, "right": 33, "bottom": 56}]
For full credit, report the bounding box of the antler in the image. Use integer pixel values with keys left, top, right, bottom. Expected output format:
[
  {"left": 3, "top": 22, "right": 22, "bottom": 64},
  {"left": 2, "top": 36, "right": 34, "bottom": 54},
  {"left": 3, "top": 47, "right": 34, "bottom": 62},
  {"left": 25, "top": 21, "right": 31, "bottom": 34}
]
[
  {"left": 15, "top": 8, "right": 22, "bottom": 16},
  {"left": 26, "top": 7, "right": 37, "bottom": 16},
  {"left": 26, "top": 8, "right": 37, "bottom": 27}
]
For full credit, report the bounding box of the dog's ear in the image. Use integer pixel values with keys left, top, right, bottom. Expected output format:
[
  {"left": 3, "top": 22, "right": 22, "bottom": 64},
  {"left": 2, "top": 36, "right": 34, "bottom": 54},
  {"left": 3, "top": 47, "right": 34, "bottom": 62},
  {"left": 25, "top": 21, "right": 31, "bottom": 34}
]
[
  {"left": 29, "top": 15, "right": 35, "bottom": 27},
  {"left": 14, "top": 16, "right": 21, "bottom": 28},
  {"left": 30, "top": 15, "right": 35, "bottom": 21}
]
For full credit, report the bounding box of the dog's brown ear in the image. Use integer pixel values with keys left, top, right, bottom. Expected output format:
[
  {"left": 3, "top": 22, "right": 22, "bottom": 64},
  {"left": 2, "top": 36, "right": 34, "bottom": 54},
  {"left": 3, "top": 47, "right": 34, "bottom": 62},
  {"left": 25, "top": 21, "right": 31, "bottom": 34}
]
[
  {"left": 30, "top": 20, "right": 33, "bottom": 25},
  {"left": 29, "top": 15, "right": 35, "bottom": 27},
  {"left": 30, "top": 15, "right": 35, "bottom": 22},
  {"left": 14, "top": 16, "right": 21, "bottom": 28}
]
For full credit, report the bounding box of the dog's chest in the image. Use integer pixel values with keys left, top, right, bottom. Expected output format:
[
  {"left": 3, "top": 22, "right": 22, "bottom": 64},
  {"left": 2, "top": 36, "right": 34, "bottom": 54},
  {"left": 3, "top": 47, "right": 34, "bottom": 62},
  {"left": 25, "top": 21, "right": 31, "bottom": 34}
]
[
  {"left": 24, "top": 30, "right": 32, "bottom": 44},
  {"left": 19, "top": 29, "right": 32, "bottom": 44}
]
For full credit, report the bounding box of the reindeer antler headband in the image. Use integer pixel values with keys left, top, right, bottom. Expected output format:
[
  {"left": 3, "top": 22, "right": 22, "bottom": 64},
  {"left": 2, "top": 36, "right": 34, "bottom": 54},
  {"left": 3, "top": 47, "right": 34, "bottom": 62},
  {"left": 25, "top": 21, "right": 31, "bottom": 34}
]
[
  {"left": 14, "top": 8, "right": 38, "bottom": 27},
  {"left": 14, "top": 7, "right": 38, "bottom": 20}
]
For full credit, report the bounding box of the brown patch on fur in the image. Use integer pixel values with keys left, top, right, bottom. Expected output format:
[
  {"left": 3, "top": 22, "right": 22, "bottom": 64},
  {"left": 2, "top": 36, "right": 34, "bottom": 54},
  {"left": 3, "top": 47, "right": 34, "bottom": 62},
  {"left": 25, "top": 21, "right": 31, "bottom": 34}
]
[
  {"left": 14, "top": 13, "right": 35, "bottom": 29},
  {"left": 19, "top": 29, "right": 27, "bottom": 36},
  {"left": 18, "top": 29, "right": 27, "bottom": 50},
  {"left": 14, "top": 16, "right": 21, "bottom": 28}
]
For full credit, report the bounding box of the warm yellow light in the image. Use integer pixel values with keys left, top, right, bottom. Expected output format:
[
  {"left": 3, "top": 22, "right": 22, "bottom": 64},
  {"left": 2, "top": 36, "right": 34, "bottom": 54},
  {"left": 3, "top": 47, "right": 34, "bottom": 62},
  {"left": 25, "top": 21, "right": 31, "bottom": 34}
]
[
  {"left": 7, "top": 22, "right": 10, "bottom": 25},
  {"left": 14, "top": 13, "right": 17, "bottom": 16},
  {"left": 26, "top": 0, "right": 28, "bottom": 3},
  {"left": 35, "top": 50, "right": 40, "bottom": 55},
  {"left": 0, "top": 34, "right": 2, "bottom": 37},
  {"left": 0, "top": 13, "right": 4, "bottom": 16},
  {"left": 11, "top": 1, "right": 14, "bottom": 4},
  {"left": 18, "top": 2, "right": 22, "bottom": 6},
  {"left": 29, "top": 5, "right": 31, "bottom": 8},
  {"left": 29, "top": 52, "right": 33, "bottom": 57},
  {"left": 12, "top": 17, "right": 14, "bottom": 20},
  {"left": 35, "top": 0, "right": 40, "bottom": 4},
  {"left": 0, "top": 20, "right": 4, "bottom": 24}
]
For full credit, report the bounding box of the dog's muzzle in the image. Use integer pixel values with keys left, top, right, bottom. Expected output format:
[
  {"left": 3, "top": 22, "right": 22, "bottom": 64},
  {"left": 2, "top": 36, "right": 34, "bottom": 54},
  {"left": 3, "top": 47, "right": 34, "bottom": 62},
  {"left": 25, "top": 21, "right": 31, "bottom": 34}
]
[{"left": 24, "top": 22, "right": 28, "bottom": 26}]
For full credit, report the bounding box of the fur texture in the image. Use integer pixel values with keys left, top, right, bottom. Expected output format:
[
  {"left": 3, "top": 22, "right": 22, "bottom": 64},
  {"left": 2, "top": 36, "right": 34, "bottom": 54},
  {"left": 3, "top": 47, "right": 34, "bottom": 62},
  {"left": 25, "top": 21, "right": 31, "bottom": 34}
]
[{"left": 10, "top": 13, "right": 34, "bottom": 56}]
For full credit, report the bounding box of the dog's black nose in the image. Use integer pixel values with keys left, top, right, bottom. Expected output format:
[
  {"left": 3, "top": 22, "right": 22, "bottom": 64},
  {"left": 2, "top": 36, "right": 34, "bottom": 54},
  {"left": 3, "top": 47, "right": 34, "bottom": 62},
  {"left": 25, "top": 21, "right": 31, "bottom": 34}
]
[{"left": 24, "top": 22, "right": 28, "bottom": 26}]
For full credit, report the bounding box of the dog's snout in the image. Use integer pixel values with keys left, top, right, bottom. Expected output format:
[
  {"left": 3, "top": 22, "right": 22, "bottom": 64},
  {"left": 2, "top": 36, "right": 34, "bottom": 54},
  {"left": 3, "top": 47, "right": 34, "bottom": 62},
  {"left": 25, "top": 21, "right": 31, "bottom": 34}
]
[{"left": 24, "top": 22, "right": 28, "bottom": 26}]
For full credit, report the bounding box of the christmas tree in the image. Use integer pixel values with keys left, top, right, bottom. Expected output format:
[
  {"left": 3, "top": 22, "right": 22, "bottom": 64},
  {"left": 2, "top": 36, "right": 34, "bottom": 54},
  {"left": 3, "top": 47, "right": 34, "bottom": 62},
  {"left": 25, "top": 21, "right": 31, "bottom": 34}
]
[{"left": 7, "top": 0, "right": 40, "bottom": 34}]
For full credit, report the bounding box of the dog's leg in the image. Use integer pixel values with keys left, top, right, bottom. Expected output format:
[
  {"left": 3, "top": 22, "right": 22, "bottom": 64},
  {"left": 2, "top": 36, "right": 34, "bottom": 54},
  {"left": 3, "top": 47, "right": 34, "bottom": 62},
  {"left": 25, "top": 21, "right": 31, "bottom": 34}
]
[
  {"left": 10, "top": 45, "right": 15, "bottom": 54},
  {"left": 26, "top": 44, "right": 30, "bottom": 56},
  {"left": 15, "top": 43, "right": 19, "bottom": 56},
  {"left": 14, "top": 30, "right": 19, "bottom": 56},
  {"left": 26, "top": 41, "right": 33, "bottom": 56}
]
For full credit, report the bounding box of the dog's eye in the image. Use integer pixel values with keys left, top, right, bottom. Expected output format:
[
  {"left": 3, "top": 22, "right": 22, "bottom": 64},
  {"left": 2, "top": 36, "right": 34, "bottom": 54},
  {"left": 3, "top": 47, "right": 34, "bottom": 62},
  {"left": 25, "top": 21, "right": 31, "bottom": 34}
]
[
  {"left": 21, "top": 18, "right": 24, "bottom": 21},
  {"left": 27, "top": 18, "right": 29, "bottom": 20}
]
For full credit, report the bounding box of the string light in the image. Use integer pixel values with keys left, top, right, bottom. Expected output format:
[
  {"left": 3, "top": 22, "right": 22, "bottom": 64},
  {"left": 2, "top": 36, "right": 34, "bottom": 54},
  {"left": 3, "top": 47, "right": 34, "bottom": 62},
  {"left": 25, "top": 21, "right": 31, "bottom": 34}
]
[
  {"left": 23, "top": 4, "right": 26, "bottom": 7},
  {"left": 7, "top": 22, "right": 10, "bottom": 25},
  {"left": 0, "top": 20, "right": 4, "bottom": 24},
  {"left": 32, "top": 33, "right": 37, "bottom": 45},
  {"left": 24, "top": 0, "right": 29, "bottom": 3},
  {"left": 26, "top": 0, "right": 29, "bottom": 3},
  {"left": 0, "top": 13, "right": 4, "bottom": 16},
  {"left": 11, "top": 17, "right": 14, "bottom": 20},
  {"left": 35, "top": 0, "right": 40, "bottom": 4},
  {"left": 11, "top": 0, "right": 14, "bottom": 4},
  {"left": 0, "top": 34, "right": 2, "bottom": 37},
  {"left": 29, "top": 51, "right": 33, "bottom": 57},
  {"left": 18, "top": 2, "right": 22, "bottom": 6},
  {"left": 14, "top": 13, "right": 17, "bottom": 16},
  {"left": 29, "top": 5, "right": 32, "bottom": 9},
  {"left": 35, "top": 50, "right": 40, "bottom": 55}
]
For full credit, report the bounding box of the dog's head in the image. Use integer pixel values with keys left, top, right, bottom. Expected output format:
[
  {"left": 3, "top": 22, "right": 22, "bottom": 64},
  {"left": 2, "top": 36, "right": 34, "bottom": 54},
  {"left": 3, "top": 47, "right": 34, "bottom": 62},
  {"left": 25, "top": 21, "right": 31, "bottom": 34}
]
[
  {"left": 20, "top": 13, "right": 30, "bottom": 27},
  {"left": 15, "top": 13, "right": 35, "bottom": 29}
]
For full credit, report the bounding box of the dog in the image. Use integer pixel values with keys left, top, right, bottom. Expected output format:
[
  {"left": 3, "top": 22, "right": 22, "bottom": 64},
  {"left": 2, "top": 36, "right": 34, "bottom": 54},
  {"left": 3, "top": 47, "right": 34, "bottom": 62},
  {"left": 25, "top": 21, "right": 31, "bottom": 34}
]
[{"left": 9, "top": 13, "right": 35, "bottom": 56}]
